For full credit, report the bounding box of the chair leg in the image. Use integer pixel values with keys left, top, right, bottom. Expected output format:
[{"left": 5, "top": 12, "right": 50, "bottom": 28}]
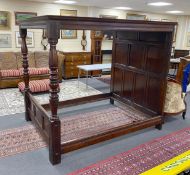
[
  {"left": 110, "top": 98, "right": 114, "bottom": 105},
  {"left": 155, "top": 124, "right": 162, "bottom": 130},
  {"left": 182, "top": 111, "right": 186, "bottom": 120}
]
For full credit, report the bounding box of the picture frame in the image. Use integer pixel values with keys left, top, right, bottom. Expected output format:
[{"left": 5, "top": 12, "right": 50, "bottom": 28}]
[
  {"left": 15, "top": 31, "right": 34, "bottom": 48},
  {"left": 126, "top": 13, "right": 147, "bottom": 20},
  {"left": 0, "top": 11, "right": 11, "bottom": 30},
  {"left": 0, "top": 34, "right": 11, "bottom": 48},
  {"left": 15, "top": 12, "right": 37, "bottom": 25},
  {"left": 161, "top": 19, "right": 170, "bottom": 22},
  {"left": 150, "top": 19, "right": 161, "bottom": 22},
  {"left": 60, "top": 9, "right": 77, "bottom": 39},
  {"left": 187, "top": 35, "right": 190, "bottom": 47},
  {"left": 99, "top": 15, "right": 118, "bottom": 19}
]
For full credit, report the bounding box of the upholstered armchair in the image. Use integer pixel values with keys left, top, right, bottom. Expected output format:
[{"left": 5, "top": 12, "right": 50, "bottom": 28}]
[
  {"left": 164, "top": 79, "right": 186, "bottom": 119},
  {"left": 176, "top": 57, "right": 190, "bottom": 83}
]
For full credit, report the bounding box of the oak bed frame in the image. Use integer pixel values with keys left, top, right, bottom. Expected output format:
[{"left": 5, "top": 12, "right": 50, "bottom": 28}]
[{"left": 19, "top": 16, "right": 176, "bottom": 165}]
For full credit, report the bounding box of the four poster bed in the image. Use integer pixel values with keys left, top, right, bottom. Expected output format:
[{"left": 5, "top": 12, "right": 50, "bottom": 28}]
[{"left": 19, "top": 16, "right": 176, "bottom": 165}]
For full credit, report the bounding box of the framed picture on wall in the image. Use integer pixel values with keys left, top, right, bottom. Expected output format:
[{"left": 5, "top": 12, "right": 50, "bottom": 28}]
[
  {"left": 60, "top": 9, "right": 77, "bottom": 39},
  {"left": 0, "top": 34, "right": 11, "bottom": 48},
  {"left": 126, "top": 13, "right": 147, "bottom": 20},
  {"left": 149, "top": 18, "right": 161, "bottom": 21},
  {"left": 99, "top": 15, "right": 118, "bottom": 19},
  {"left": 0, "top": 11, "right": 11, "bottom": 30},
  {"left": 15, "top": 12, "right": 37, "bottom": 25},
  {"left": 187, "top": 35, "right": 190, "bottom": 47},
  {"left": 15, "top": 31, "right": 34, "bottom": 48}
]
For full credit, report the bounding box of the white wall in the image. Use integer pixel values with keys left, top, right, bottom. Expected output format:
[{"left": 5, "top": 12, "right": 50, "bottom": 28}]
[
  {"left": 176, "top": 16, "right": 190, "bottom": 50},
  {"left": 0, "top": 0, "right": 88, "bottom": 52},
  {"left": 89, "top": 7, "right": 178, "bottom": 51},
  {"left": 0, "top": 0, "right": 189, "bottom": 52}
]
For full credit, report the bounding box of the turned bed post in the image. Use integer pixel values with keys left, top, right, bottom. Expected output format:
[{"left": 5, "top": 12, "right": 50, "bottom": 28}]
[
  {"left": 48, "top": 25, "right": 61, "bottom": 165},
  {"left": 20, "top": 28, "right": 31, "bottom": 121}
]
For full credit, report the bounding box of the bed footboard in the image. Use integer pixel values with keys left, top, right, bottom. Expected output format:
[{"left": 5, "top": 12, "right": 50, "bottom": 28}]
[{"left": 27, "top": 93, "right": 61, "bottom": 164}]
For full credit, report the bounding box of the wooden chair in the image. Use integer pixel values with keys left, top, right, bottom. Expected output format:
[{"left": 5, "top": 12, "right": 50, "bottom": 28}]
[
  {"left": 164, "top": 78, "right": 186, "bottom": 119},
  {"left": 164, "top": 57, "right": 190, "bottom": 119},
  {"left": 176, "top": 57, "right": 190, "bottom": 83}
]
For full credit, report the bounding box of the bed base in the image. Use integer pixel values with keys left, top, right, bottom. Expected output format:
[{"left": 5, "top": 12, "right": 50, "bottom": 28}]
[
  {"left": 42, "top": 93, "right": 111, "bottom": 110},
  {"left": 26, "top": 91, "right": 163, "bottom": 165},
  {"left": 61, "top": 116, "right": 162, "bottom": 154}
]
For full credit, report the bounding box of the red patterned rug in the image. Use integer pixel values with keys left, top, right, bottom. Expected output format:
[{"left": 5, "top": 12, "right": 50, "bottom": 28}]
[
  {"left": 68, "top": 127, "right": 190, "bottom": 175},
  {"left": 0, "top": 106, "right": 148, "bottom": 158},
  {"left": 96, "top": 75, "right": 111, "bottom": 85},
  {"left": 0, "top": 125, "right": 46, "bottom": 158}
]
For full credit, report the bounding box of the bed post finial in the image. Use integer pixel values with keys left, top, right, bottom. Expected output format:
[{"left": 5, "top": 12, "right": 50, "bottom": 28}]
[
  {"left": 20, "top": 28, "right": 31, "bottom": 121},
  {"left": 48, "top": 32, "right": 61, "bottom": 164}
]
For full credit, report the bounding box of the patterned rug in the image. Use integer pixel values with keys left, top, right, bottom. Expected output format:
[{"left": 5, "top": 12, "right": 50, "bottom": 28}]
[
  {"left": 0, "top": 106, "right": 148, "bottom": 158},
  {"left": 96, "top": 75, "right": 111, "bottom": 85},
  {"left": 68, "top": 127, "right": 190, "bottom": 175},
  {"left": 0, "top": 81, "right": 102, "bottom": 117}
]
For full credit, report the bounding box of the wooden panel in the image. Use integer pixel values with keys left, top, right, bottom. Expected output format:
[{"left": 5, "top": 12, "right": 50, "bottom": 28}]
[
  {"left": 133, "top": 73, "right": 146, "bottom": 105},
  {"left": 129, "top": 44, "right": 145, "bottom": 69},
  {"left": 146, "top": 46, "right": 166, "bottom": 74},
  {"left": 112, "top": 31, "right": 172, "bottom": 114},
  {"left": 116, "top": 31, "right": 138, "bottom": 40},
  {"left": 28, "top": 93, "right": 51, "bottom": 142},
  {"left": 115, "top": 43, "right": 129, "bottom": 65},
  {"left": 113, "top": 67, "right": 123, "bottom": 96},
  {"left": 123, "top": 70, "right": 133, "bottom": 100},
  {"left": 146, "top": 77, "right": 163, "bottom": 113},
  {"left": 139, "top": 32, "right": 166, "bottom": 42}
]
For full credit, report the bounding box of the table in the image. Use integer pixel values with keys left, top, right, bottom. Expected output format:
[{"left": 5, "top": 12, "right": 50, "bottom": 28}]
[
  {"left": 170, "top": 58, "right": 180, "bottom": 64},
  {"left": 77, "top": 63, "right": 111, "bottom": 88}
]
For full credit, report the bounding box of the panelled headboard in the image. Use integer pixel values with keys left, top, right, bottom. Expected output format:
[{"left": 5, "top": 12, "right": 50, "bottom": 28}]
[{"left": 112, "top": 31, "right": 172, "bottom": 115}]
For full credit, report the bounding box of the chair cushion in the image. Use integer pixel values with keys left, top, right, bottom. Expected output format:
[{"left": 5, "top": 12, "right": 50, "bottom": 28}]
[
  {"left": 0, "top": 52, "right": 17, "bottom": 70},
  {"left": 0, "top": 69, "right": 21, "bottom": 77},
  {"left": 19, "top": 67, "right": 49, "bottom": 75},
  {"left": 35, "top": 52, "right": 49, "bottom": 68},
  {"left": 16, "top": 52, "right": 36, "bottom": 68},
  {"left": 18, "top": 79, "right": 50, "bottom": 93},
  {"left": 164, "top": 81, "right": 185, "bottom": 114}
]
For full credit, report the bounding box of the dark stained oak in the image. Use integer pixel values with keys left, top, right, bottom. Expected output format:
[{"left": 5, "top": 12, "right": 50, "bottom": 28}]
[
  {"left": 19, "top": 29, "right": 31, "bottom": 121},
  {"left": 19, "top": 15, "right": 176, "bottom": 32},
  {"left": 20, "top": 16, "right": 176, "bottom": 165}
]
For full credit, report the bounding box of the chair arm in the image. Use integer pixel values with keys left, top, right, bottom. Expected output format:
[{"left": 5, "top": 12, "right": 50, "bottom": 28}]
[
  {"left": 167, "top": 77, "right": 181, "bottom": 85},
  {"left": 58, "top": 52, "right": 65, "bottom": 82}
]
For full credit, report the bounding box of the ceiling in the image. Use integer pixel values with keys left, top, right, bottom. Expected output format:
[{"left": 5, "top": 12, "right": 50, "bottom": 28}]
[{"left": 25, "top": 0, "right": 190, "bottom": 15}]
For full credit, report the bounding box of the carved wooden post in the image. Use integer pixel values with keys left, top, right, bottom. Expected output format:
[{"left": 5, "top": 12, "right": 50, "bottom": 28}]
[
  {"left": 48, "top": 33, "right": 61, "bottom": 164},
  {"left": 20, "top": 28, "right": 31, "bottom": 121}
]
